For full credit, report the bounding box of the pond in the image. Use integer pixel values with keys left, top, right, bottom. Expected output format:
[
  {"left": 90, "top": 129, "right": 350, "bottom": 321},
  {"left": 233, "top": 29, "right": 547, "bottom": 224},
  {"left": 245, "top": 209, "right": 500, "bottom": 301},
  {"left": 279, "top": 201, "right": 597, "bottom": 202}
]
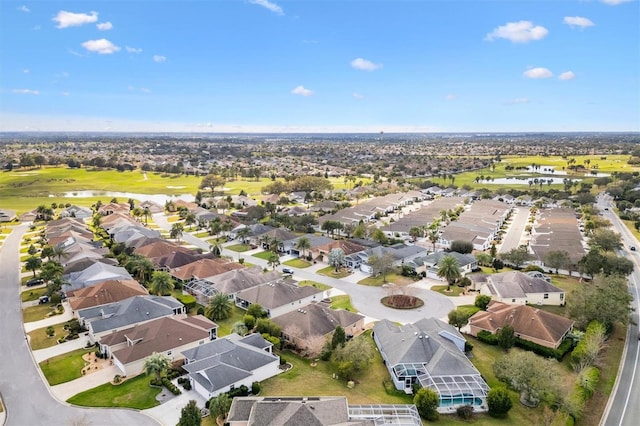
[
  {"left": 49, "top": 191, "right": 196, "bottom": 205},
  {"left": 483, "top": 177, "right": 582, "bottom": 185}
]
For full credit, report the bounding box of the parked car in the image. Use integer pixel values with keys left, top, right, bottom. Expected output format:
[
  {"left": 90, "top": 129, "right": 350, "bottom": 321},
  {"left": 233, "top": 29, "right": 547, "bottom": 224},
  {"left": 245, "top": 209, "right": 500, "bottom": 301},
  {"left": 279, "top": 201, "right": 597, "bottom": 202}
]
[
  {"left": 26, "top": 278, "right": 44, "bottom": 287},
  {"left": 282, "top": 267, "right": 294, "bottom": 275},
  {"left": 526, "top": 271, "right": 551, "bottom": 282},
  {"left": 38, "top": 295, "right": 49, "bottom": 304},
  {"left": 631, "top": 246, "right": 636, "bottom": 252}
]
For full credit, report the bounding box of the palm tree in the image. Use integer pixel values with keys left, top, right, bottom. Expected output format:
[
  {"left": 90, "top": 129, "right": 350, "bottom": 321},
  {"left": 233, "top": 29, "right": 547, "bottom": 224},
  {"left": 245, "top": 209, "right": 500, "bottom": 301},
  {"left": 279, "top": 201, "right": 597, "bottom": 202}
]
[
  {"left": 39, "top": 261, "right": 64, "bottom": 283},
  {"left": 295, "top": 236, "right": 311, "bottom": 259},
  {"left": 184, "top": 212, "right": 197, "bottom": 231},
  {"left": 52, "top": 245, "right": 68, "bottom": 263},
  {"left": 149, "top": 271, "right": 175, "bottom": 296},
  {"left": 428, "top": 229, "right": 440, "bottom": 252},
  {"left": 437, "top": 255, "right": 461, "bottom": 291},
  {"left": 143, "top": 352, "right": 171, "bottom": 384},
  {"left": 125, "top": 255, "right": 155, "bottom": 284},
  {"left": 205, "top": 293, "right": 233, "bottom": 321},
  {"left": 236, "top": 227, "right": 250, "bottom": 244},
  {"left": 170, "top": 223, "right": 185, "bottom": 242},
  {"left": 142, "top": 207, "right": 151, "bottom": 225},
  {"left": 267, "top": 253, "right": 280, "bottom": 270},
  {"left": 25, "top": 256, "right": 42, "bottom": 277}
]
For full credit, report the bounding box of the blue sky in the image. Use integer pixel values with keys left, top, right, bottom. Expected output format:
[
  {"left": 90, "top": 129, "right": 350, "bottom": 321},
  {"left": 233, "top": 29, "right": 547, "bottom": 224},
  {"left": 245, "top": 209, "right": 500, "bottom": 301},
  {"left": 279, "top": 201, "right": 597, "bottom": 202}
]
[{"left": 1, "top": 0, "right": 638, "bottom": 132}]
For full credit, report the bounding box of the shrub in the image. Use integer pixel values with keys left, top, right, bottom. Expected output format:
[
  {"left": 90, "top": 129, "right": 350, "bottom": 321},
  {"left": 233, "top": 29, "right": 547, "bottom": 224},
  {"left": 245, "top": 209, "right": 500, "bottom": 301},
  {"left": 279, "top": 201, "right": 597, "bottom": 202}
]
[
  {"left": 456, "top": 404, "right": 474, "bottom": 420},
  {"left": 487, "top": 387, "right": 512, "bottom": 418},
  {"left": 477, "top": 330, "right": 498, "bottom": 345},
  {"left": 523, "top": 264, "right": 545, "bottom": 273},
  {"left": 243, "top": 314, "right": 256, "bottom": 330},
  {"left": 176, "top": 294, "right": 197, "bottom": 311},
  {"left": 414, "top": 388, "right": 439, "bottom": 421},
  {"left": 161, "top": 377, "right": 182, "bottom": 395},
  {"left": 475, "top": 294, "right": 492, "bottom": 310},
  {"left": 251, "top": 381, "right": 261, "bottom": 395},
  {"left": 113, "top": 375, "right": 122, "bottom": 384},
  {"left": 227, "top": 385, "right": 249, "bottom": 398},
  {"left": 197, "top": 306, "right": 205, "bottom": 315}
]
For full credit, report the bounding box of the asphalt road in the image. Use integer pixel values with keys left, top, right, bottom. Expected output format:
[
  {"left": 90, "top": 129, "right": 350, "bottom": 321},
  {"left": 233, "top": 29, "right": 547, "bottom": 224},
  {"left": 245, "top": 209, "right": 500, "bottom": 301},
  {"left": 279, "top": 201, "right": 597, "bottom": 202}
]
[
  {"left": 598, "top": 194, "right": 640, "bottom": 426},
  {"left": 498, "top": 206, "right": 530, "bottom": 254},
  {"left": 153, "top": 214, "right": 455, "bottom": 324},
  {"left": 0, "top": 223, "right": 159, "bottom": 426}
]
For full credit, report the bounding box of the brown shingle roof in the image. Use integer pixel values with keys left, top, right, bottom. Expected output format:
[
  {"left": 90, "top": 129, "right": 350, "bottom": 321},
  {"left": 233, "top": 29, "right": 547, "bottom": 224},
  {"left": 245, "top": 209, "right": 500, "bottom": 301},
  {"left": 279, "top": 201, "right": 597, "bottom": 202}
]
[
  {"left": 271, "top": 303, "right": 364, "bottom": 340},
  {"left": 67, "top": 279, "right": 148, "bottom": 310},
  {"left": 469, "top": 300, "right": 573, "bottom": 348},
  {"left": 170, "top": 258, "right": 244, "bottom": 281}
]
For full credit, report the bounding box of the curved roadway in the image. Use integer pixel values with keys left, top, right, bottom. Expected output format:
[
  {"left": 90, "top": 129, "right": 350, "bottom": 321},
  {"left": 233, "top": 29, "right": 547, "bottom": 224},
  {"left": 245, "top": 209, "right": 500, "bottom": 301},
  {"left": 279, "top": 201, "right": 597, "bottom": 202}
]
[
  {"left": 0, "top": 223, "right": 159, "bottom": 426},
  {"left": 599, "top": 194, "right": 640, "bottom": 426},
  {"left": 153, "top": 214, "right": 456, "bottom": 324}
]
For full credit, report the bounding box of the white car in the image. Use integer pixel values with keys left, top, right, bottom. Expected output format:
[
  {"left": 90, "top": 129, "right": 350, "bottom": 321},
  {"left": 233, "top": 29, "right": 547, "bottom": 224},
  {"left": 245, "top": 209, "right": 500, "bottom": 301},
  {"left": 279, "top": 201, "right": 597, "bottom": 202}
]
[{"left": 282, "top": 267, "right": 294, "bottom": 275}]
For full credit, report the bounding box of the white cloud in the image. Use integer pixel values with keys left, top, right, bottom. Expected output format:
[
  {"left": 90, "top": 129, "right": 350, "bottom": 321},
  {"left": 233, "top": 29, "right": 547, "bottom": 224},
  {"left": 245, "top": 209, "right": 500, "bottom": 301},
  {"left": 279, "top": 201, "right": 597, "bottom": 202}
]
[
  {"left": 62, "top": 91, "right": 70, "bottom": 96},
  {"left": 97, "top": 21, "right": 113, "bottom": 31},
  {"left": 153, "top": 55, "right": 167, "bottom": 63},
  {"left": 23, "top": 69, "right": 29, "bottom": 74},
  {"left": 506, "top": 98, "right": 530, "bottom": 105},
  {"left": 350, "top": 58, "right": 383, "bottom": 71},
  {"left": 81, "top": 39, "right": 120, "bottom": 54},
  {"left": 559, "top": 71, "right": 576, "bottom": 80},
  {"left": 601, "top": 0, "right": 632, "bottom": 5},
  {"left": 524, "top": 67, "right": 553, "bottom": 79},
  {"left": 291, "top": 85, "right": 314, "bottom": 96},
  {"left": 125, "top": 46, "right": 142, "bottom": 53},
  {"left": 485, "top": 20, "right": 548, "bottom": 43},
  {"left": 352, "top": 92, "right": 365, "bottom": 99},
  {"left": 445, "top": 94, "right": 457, "bottom": 100},
  {"left": 53, "top": 10, "right": 98, "bottom": 29},
  {"left": 18, "top": 5, "right": 30, "bottom": 12},
  {"left": 12, "top": 89, "right": 39, "bottom": 95},
  {"left": 249, "top": 0, "right": 284, "bottom": 15},
  {"left": 564, "top": 16, "right": 594, "bottom": 28}
]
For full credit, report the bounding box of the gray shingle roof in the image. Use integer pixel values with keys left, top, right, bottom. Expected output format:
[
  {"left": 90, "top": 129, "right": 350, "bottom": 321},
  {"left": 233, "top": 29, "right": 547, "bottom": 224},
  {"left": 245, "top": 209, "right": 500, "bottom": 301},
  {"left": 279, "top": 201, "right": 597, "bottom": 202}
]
[
  {"left": 235, "top": 282, "right": 322, "bottom": 309},
  {"left": 486, "top": 271, "right": 564, "bottom": 298}
]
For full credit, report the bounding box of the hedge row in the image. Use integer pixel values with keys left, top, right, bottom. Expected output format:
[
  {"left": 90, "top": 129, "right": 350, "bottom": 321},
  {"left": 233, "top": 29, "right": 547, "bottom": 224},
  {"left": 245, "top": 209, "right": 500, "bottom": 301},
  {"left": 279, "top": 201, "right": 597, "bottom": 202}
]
[
  {"left": 475, "top": 331, "right": 573, "bottom": 360},
  {"left": 161, "top": 377, "right": 181, "bottom": 395}
]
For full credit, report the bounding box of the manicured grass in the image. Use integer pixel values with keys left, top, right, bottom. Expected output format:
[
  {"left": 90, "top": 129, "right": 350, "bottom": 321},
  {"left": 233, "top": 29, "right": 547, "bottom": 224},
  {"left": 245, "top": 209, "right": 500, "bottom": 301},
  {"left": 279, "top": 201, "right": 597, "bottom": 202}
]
[
  {"left": 330, "top": 295, "right": 356, "bottom": 312},
  {"left": 621, "top": 219, "right": 640, "bottom": 242},
  {"left": 261, "top": 335, "right": 413, "bottom": 404},
  {"left": 193, "top": 230, "right": 211, "bottom": 238},
  {"left": 67, "top": 373, "right": 161, "bottom": 409},
  {"left": 317, "top": 266, "right": 351, "bottom": 279},
  {"left": 357, "top": 273, "right": 413, "bottom": 287},
  {"left": 456, "top": 304, "right": 481, "bottom": 317},
  {"left": 298, "top": 280, "right": 331, "bottom": 291},
  {"left": 548, "top": 274, "right": 580, "bottom": 293},
  {"left": 226, "top": 243, "right": 251, "bottom": 252},
  {"left": 215, "top": 305, "right": 247, "bottom": 337},
  {"left": 252, "top": 250, "right": 275, "bottom": 260},
  {"left": 431, "top": 285, "right": 465, "bottom": 296},
  {"left": 21, "top": 286, "right": 47, "bottom": 302},
  {"left": 40, "top": 347, "right": 95, "bottom": 385},
  {"left": 28, "top": 322, "right": 71, "bottom": 350},
  {"left": 581, "top": 323, "right": 626, "bottom": 426},
  {"left": 283, "top": 258, "right": 312, "bottom": 268},
  {"left": 22, "top": 303, "right": 63, "bottom": 323}
]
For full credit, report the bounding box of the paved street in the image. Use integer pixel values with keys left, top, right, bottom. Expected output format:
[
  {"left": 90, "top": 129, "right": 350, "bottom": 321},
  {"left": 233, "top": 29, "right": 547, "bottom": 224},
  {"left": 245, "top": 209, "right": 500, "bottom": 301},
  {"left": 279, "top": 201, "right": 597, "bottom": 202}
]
[
  {"left": 498, "top": 206, "right": 530, "bottom": 253},
  {"left": 599, "top": 194, "right": 640, "bottom": 426},
  {"left": 153, "top": 213, "right": 457, "bottom": 324},
  {"left": 0, "top": 223, "right": 159, "bottom": 426}
]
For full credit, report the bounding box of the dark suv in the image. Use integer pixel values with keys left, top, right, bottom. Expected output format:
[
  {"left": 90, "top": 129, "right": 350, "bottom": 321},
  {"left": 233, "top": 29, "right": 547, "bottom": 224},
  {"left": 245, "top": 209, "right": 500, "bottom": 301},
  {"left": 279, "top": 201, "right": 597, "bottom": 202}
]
[{"left": 26, "top": 278, "right": 44, "bottom": 287}]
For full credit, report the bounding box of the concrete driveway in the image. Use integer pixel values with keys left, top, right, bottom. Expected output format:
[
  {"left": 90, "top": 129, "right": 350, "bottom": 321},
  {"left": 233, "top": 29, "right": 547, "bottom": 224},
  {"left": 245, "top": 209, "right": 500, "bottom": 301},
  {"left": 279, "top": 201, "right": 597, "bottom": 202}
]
[{"left": 0, "top": 223, "right": 159, "bottom": 426}]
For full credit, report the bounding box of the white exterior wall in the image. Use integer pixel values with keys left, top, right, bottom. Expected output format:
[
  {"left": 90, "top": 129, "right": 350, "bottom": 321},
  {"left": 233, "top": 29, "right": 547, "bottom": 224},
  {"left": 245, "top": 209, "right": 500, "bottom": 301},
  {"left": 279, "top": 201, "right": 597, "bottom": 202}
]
[
  {"left": 267, "top": 291, "right": 326, "bottom": 318},
  {"left": 114, "top": 339, "right": 210, "bottom": 376},
  {"left": 524, "top": 291, "right": 565, "bottom": 306},
  {"left": 193, "top": 359, "right": 281, "bottom": 400}
]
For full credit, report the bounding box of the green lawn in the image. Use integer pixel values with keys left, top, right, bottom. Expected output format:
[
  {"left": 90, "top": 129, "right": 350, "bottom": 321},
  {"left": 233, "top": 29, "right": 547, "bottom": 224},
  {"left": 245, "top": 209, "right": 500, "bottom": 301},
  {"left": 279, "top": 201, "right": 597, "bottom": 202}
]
[
  {"left": 215, "top": 305, "right": 247, "bottom": 337},
  {"left": 21, "top": 286, "right": 47, "bottom": 302},
  {"left": 226, "top": 243, "right": 251, "bottom": 252},
  {"left": 261, "top": 334, "right": 413, "bottom": 404},
  {"left": 317, "top": 266, "right": 351, "bottom": 279},
  {"left": 298, "top": 280, "right": 331, "bottom": 291},
  {"left": 330, "top": 295, "right": 356, "bottom": 312},
  {"left": 22, "top": 303, "right": 63, "bottom": 323},
  {"left": 431, "top": 285, "right": 466, "bottom": 296},
  {"left": 283, "top": 258, "right": 312, "bottom": 268},
  {"left": 67, "top": 373, "right": 161, "bottom": 410},
  {"left": 40, "top": 347, "right": 95, "bottom": 385},
  {"left": 28, "top": 322, "right": 71, "bottom": 350},
  {"left": 252, "top": 250, "right": 275, "bottom": 260},
  {"left": 357, "top": 273, "right": 413, "bottom": 287}
]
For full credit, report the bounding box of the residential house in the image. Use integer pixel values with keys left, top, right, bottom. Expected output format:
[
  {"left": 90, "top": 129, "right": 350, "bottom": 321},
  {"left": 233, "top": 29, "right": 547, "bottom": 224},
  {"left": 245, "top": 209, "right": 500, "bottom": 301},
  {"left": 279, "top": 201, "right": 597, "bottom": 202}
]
[
  {"left": 59, "top": 205, "right": 93, "bottom": 220},
  {"left": 227, "top": 396, "right": 422, "bottom": 426},
  {"left": 373, "top": 318, "right": 489, "bottom": 412},
  {"left": 422, "top": 251, "right": 478, "bottom": 280},
  {"left": 134, "top": 240, "right": 193, "bottom": 259},
  {"left": 138, "top": 200, "right": 164, "bottom": 214},
  {"left": 0, "top": 209, "right": 16, "bottom": 222},
  {"left": 170, "top": 258, "right": 244, "bottom": 283},
  {"left": 272, "top": 302, "right": 365, "bottom": 352},
  {"left": 356, "top": 244, "right": 426, "bottom": 274},
  {"left": 63, "top": 263, "right": 133, "bottom": 293},
  {"left": 182, "top": 333, "right": 280, "bottom": 400},
  {"left": 66, "top": 279, "right": 149, "bottom": 312},
  {"left": 529, "top": 208, "right": 586, "bottom": 270},
  {"left": 63, "top": 257, "right": 119, "bottom": 274},
  {"left": 311, "top": 240, "right": 368, "bottom": 264},
  {"left": 183, "top": 268, "right": 282, "bottom": 305},
  {"left": 468, "top": 301, "right": 574, "bottom": 349},
  {"left": 98, "top": 202, "right": 130, "bottom": 216},
  {"left": 78, "top": 295, "right": 185, "bottom": 343},
  {"left": 478, "top": 271, "right": 566, "bottom": 306},
  {"left": 99, "top": 315, "right": 217, "bottom": 376},
  {"left": 282, "top": 234, "right": 334, "bottom": 257},
  {"left": 234, "top": 281, "right": 325, "bottom": 318}
]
